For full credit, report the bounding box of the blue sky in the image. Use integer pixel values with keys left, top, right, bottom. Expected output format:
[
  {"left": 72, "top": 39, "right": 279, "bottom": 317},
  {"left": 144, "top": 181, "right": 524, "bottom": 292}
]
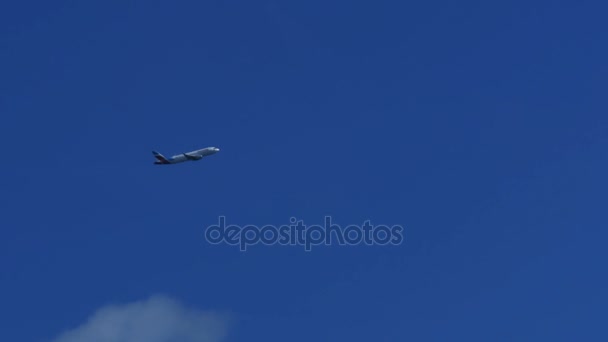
[{"left": 1, "top": 1, "right": 607, "bottom": 341}]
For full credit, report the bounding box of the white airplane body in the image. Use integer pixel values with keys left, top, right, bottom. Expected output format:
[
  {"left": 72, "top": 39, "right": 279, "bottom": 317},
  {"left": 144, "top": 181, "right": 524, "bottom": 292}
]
[{"left": 153, "top": 147, "right": 220, "bottom": 165}]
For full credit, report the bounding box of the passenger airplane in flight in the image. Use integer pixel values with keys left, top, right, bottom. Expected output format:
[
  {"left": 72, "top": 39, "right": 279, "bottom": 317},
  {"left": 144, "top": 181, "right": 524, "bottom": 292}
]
[{"left": 152, "top": 146, "right": 220, "bottom": 165}]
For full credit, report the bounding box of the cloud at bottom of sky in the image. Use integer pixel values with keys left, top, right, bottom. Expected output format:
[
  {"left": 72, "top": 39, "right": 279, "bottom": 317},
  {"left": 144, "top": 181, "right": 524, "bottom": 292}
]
[{"left": 51, "top": 295, "right": 230, "bottom": 342}]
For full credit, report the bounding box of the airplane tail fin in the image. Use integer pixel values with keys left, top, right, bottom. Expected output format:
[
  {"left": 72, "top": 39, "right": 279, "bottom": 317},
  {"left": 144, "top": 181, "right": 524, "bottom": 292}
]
[{"left": 152, "top": 151, "right": 171, "bottom": 164}]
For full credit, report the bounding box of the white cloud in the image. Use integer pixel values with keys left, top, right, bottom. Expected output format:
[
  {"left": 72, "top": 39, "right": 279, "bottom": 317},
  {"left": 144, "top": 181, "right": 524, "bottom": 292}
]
[{"left": 51, "top": 295, "right": 230, "bottom": 342}]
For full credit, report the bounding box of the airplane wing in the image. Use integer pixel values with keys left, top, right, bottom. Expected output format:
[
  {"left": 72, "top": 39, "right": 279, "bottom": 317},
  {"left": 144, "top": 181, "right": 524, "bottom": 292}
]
[{"left": 183, "top": 153, "right": 203, "bottom": 160}]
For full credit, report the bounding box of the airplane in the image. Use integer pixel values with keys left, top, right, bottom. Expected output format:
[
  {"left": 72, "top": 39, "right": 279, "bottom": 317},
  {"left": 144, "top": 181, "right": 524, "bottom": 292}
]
[{"left": 152, "top": 146, "right": 220, "bottom": 165}]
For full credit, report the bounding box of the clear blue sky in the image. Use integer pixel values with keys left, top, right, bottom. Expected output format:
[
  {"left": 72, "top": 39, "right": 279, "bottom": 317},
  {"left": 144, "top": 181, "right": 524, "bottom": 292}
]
[{"left": 1, "top": 1, "right": 607, "bottom": 341}]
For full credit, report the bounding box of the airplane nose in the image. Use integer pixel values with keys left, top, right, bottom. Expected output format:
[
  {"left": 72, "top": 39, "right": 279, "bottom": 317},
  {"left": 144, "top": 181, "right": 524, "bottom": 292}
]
[{"left": 215, "top": 148, "right": 220, "bottom": 152}]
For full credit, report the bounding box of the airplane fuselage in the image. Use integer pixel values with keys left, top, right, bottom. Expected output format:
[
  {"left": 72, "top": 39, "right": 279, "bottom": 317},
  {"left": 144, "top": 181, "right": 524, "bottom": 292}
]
[{"left": 153, "top": 147, "right": 219, "bottom": 165}]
